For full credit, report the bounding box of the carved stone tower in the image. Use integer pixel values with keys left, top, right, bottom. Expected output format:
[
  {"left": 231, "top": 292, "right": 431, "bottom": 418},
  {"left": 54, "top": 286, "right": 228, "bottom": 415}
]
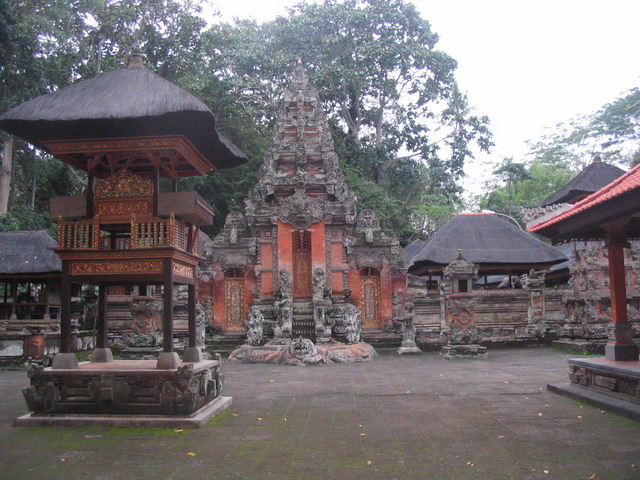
[{"left": 204, "top": 62, "right": 407, "bottom": 339}]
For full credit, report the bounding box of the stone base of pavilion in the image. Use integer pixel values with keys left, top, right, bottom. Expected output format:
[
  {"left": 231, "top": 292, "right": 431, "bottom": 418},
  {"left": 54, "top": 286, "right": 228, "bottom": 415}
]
[
  {"left": 228, "top": 338, "right": 377, "bottom": 366},
  {"left": 16, "top": 358, "right": 230, "bottom": 428},
  {"left": 548, "top": 357, "right": 640, "bottom": 422},
  {"left": 440, "top": 343, "right": 488, "bottom": 359}
]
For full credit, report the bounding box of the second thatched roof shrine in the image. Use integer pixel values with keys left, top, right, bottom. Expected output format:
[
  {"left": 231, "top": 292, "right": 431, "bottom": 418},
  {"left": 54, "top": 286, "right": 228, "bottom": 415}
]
[{"left": 408, "top": 213, "right": 567, "bottom": 276}]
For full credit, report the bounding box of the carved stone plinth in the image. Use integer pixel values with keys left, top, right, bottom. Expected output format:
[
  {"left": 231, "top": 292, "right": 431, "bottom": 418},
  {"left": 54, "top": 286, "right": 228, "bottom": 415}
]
[
  {"left": 22, "top": 359, "right": 223, "bottom": 416},
  {"left": 397, "top": 341, "right": 421, "bottom": 355},
  {"left": 441, "top": 344, "right": 487, "bottom": 360},
  {"left": 90, "top": 348, "right": 113, "bottom": 363},
  {"left": 567, "top": 357, "right": 640, "bottom": 403},
  {"left": 228, "top": 338, "right": 377, "bottom": 366}
]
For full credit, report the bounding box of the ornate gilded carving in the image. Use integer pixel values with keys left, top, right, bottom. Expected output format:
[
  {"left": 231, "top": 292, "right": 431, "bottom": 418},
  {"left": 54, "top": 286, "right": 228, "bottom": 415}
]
[
  {"left": 69, "top": 260, "right": 163, "bottom": 275},
  {"left": 225, "top": 278, "right": 245, "bottom": 331},
  {"left": 95, "top": 169, "right": 153, "bottom": 199},
  {"left": 173, "top": 263, "right": 194, "bottom": 278},
  {"left": 96, "top": 200, "right": 151, "bottom": 216},
  {"left": 361, "top": 274, "right": 381, "bottom": 328}
]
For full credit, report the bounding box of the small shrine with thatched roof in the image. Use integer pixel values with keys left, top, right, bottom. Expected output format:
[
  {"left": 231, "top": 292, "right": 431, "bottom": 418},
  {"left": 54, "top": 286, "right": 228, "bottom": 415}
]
[{"left": 0, "top": 52, "right": 246, "bottom": 426}]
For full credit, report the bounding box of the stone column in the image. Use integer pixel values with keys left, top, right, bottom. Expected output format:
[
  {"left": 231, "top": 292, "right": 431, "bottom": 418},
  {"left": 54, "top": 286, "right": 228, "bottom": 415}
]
[{"left": 605, "top": 234, "right": 639, "bottom": 361}]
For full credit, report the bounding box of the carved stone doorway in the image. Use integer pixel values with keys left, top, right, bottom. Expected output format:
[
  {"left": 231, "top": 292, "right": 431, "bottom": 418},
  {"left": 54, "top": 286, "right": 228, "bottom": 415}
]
[
  {"left": 224, "top": 269, "right": 244, "bottom": 331},
  {"left": 360, "top": 268, "right": 381, "bottom": 328},
  {"left": 292, "top": 230, "right": 312, "bottom": 298}
]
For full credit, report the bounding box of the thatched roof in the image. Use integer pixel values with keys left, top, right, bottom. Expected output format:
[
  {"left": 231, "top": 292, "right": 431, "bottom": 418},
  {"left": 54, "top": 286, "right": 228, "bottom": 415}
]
[
  {"left": 409, "top": 213, "right": 567, "bottom": 273},
  {"left": 0, "top": 231, "right": 61, "bottom": 275},
  {"left": 404, "top": 239, "right": 427, "bottom": 266},
  {"left": 530, "top": 162, "right": 640, "bottom": 242},
  {"left": 540, "top": 157, "right": 624, "bottom": 207},
  {"left": 0, "top": 54, "right": 247, "bottom": 171}
]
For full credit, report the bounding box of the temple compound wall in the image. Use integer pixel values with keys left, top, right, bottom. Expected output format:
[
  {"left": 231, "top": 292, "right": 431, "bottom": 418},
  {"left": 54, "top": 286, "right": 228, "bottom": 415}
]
[{"left": 409, "top": 244, "right": 640, "bottom": 350}]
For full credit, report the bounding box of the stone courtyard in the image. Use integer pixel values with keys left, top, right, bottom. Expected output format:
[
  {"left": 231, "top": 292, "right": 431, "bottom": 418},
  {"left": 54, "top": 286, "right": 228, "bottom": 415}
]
[
  {"left": 0, "top": 347, "right": 640, "bottom": 480},
  {"left": 1, "top": 347, "right": 639, "bottom": 480}
]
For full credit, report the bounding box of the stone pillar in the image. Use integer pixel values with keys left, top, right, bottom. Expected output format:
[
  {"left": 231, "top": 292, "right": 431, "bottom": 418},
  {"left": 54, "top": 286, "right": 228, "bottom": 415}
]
[
  {"left": 605, "top": 234, "right": 638, "bottom": 361},
  {"left": 524, "top": 270, "right": 546, "bottom": 337}
]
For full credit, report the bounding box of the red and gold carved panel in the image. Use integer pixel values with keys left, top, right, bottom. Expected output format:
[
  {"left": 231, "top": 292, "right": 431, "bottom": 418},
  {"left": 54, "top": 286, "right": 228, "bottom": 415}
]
[
  {"left": 96, "top": 199, "right": 151, "bottom": 216},
  {"left": 292, "top": 230, "right": 312, "bottom": 298},
  {"left": 69, "top": 260, "right": 163, "bottom": 276},
  {"left": 95, "top": 169, "right": 153, "bottom": 199},
  {"left": 173, "top": 263, "right": 194, "bottom": 279},
  {"left": 361, "top": 273, "right": 381, "bottom": 328},
  {"left": 224, "top": 278, "right": 245, "bottom": 331}
]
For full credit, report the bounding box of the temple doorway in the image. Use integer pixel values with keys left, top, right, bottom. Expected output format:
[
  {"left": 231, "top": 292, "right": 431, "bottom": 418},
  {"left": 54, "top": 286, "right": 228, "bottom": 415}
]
[
  {"left": 224, "top": 269, "right": 245, "bottom": 331},
  {"left": 360, "top": 268, "right": 381, "bottom": 328},
  {"left": 292, "top": 230, "right": 312, "bottom": 298}
]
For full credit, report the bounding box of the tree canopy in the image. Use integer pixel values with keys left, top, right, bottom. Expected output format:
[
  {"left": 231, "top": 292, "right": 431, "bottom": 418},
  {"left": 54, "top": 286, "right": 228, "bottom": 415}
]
[{"left": 0, "top": 0, "right": 492, "bottom": 243}]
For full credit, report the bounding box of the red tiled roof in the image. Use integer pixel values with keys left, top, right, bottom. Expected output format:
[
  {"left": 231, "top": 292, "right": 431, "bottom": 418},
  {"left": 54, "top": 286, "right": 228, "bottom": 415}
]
[{"left": 529, "top": 162, "right": 640, "bottom": 233}]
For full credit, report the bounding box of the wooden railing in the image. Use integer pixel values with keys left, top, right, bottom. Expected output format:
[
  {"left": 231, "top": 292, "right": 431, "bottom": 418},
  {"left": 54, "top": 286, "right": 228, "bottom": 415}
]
[
  {"left": 57, "top": 216, "right": 99, "bottom": 249},
  {"left": 131, "top": 213, "right": 187, "bottom": 250},
  {"left": 57, "top": 213, "right": 199, "bottom": 255}
]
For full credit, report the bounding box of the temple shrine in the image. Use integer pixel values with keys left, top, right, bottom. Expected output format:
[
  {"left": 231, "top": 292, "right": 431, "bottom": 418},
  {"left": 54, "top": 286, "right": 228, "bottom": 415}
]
[
  {"left": 204, "top": 63, "right": 406, "bottom": 342},
  {"left": 0, "top": 53, "right": 246, "bottom": 425}
]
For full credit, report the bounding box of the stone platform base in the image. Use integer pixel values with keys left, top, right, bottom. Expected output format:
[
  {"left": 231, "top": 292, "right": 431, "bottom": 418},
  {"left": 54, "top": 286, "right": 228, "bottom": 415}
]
[
  {"left": 22, "top": 359, "right": 223, "bottom": 416},
  {"left": 15, "top": 396, "right": 232, "bottom": 428},
  {"left": 565, "top": 357, "right": 640, "bottom": 406},
  {"left": 229, "top": 338, "right": 377, "bottom": 366},
  {"left": 441, "top": 344, "right": 488, "bottom": 359}
]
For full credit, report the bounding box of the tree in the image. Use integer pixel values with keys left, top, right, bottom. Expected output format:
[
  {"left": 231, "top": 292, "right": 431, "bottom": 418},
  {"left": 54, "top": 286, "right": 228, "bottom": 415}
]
[
  {"left": 530, "top": 88, "right": 640, "bottom": 167},
  {"left": 480, "top": 157, "right": 577, "bottom": 225},
  {"left": 202, "top": 0, "right": 491, "bottom": 241}
]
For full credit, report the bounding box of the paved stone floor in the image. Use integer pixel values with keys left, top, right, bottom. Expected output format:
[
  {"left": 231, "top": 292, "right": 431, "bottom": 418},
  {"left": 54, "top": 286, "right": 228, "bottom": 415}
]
[{"left": 1, "top": 347, "right": 639, "bottom": 480}]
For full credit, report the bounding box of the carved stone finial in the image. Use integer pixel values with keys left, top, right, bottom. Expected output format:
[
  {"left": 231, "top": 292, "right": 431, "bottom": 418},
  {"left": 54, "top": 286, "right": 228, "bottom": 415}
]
[
  {"left": 456, "top": 249, "right": 463, "bottom": 260},
  {"left": 292, "top": 60, "right": 309, "bottom": 86},
  {"left": 128, "top": 51, "right": 144, "bottom": 69}
]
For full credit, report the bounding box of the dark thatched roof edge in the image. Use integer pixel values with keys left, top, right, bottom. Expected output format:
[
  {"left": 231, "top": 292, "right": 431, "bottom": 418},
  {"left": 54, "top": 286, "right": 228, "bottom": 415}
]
[{"left": 0, "top": 230, "right": 61, "bottom": 275}]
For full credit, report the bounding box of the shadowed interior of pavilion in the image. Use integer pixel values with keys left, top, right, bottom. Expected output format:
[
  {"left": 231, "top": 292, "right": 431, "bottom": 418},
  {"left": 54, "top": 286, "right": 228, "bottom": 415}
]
[{"left": 0, "top": 53, "right": 246, "bottom": 425}]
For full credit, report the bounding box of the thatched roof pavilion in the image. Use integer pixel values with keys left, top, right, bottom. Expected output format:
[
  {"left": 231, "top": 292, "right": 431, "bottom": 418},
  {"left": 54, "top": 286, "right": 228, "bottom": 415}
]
[
  {"left": 0, "top": 231, "right": 60, "bottom": 277},
  {"left": 0, "top": 53, "right": 247, "bottom": 176},
  {"left": 540, "top": 156, "right": 624, "bottom": 207},
  {"left": 409, "top": 213, "right": 567, "bottom": 276}
]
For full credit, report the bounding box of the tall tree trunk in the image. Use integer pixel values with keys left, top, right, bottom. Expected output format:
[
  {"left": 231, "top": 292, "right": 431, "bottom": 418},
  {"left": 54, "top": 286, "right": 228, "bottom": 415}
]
[
  {"left": 30, "top": 146, "right": 37, "bottom": 209},
  {"left": 0, "top": 136, "right": 14, "bottom": 216}
]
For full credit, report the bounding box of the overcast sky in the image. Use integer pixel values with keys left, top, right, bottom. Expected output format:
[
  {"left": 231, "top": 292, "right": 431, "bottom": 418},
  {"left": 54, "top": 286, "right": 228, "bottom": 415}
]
[{"left": 206, "top": 0, "right": 640, "bottom": 195}]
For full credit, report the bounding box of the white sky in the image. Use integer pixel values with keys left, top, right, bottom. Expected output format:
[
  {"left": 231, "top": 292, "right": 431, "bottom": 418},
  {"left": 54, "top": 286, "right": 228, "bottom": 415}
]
[{"left": 206, "top": 0, "right": 640, "bottom": 197}]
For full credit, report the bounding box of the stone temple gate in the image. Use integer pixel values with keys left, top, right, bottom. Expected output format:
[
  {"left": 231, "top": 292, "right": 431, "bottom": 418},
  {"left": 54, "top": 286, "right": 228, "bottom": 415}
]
[{"left": 200, "top": 63, "right": 407, "bottom": 339}]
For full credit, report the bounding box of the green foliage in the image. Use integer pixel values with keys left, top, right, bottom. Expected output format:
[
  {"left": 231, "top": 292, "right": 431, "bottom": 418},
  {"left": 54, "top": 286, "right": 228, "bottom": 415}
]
[
  {"left": 1, "top": 0, "right": 490, "bottom": 245},
  {"left": 480, "top": 157, "right": 577, "bottom": 225},
  {"left": 530, "top": 88, "right": 640, "bottom": 167}
]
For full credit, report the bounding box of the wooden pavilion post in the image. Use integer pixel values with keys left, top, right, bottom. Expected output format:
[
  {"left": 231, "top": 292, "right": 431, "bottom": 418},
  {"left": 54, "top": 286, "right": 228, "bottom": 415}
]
[
  {"left": 604, "top": 233, "right": 639, "bottom": 361},
  {"left": 91, "top": 283, "right": 113, "bottom": 363},
  {"left": 157, "top": 260, "right": 180, "bottom": 368},
  {"left": 183, "top": 283, "right": 203, "bottom": 362},
  {"left": 52, "top": 260, "right": 78, "bottom": 369}
]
